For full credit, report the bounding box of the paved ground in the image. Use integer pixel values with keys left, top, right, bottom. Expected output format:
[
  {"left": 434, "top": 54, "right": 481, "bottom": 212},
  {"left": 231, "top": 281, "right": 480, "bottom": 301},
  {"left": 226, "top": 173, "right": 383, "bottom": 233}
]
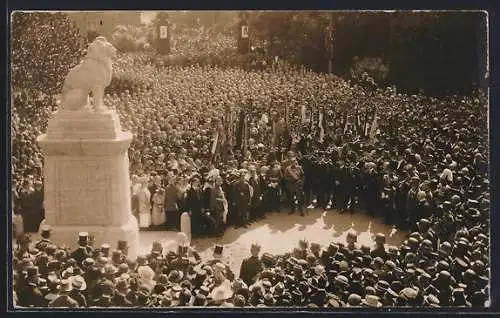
[{"left": 139, "top": 208, "right": 408, "bottom": 274}]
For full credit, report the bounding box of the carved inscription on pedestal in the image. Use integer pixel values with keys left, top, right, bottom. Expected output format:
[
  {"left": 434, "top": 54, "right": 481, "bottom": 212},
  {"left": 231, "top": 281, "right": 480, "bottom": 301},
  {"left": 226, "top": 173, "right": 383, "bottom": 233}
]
[{"left": 56, "top": 159, "right": 110, "bottom": 225}]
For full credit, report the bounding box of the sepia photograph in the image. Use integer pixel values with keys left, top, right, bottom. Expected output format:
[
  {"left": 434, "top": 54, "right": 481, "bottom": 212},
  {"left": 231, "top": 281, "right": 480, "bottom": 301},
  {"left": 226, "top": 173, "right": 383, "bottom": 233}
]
[{"left": 9, "top": 10, "right": 490, "bottom": 309}]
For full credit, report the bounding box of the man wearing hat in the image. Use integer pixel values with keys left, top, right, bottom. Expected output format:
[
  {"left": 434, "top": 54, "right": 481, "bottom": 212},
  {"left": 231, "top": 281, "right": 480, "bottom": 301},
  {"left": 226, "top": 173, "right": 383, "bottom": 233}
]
[
  {"left": 371, "top": 233, "right": 388, "bottom": 260},
  {"left": 69, "top": 232, "right": 92, "bottom": 265},
  {"left": 17, "top": 266, "right": 47, "bottom": 307},
  {"left": 204, "top": 245, "right": 235, "bottom": 281},
  {"left": 68, "top": 275, "right": 87, "bottom": 307},
  {"left": 34, "top": 225, "right": 52, "bottom": 251},
  {"left": 113, "top": 278, "right": 134, "bottom": 307},
  {"left": 48, "top": 279, "right": 79, "bottom": 308},
  {"left": 239, "top": 243, "right": 263, "bottom": 286}
]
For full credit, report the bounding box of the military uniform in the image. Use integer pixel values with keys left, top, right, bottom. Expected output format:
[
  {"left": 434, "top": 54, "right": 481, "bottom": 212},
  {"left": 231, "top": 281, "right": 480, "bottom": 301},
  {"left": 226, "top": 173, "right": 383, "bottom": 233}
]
[{"left": 284, "top": 164, "right": 305, "bottom": 215}]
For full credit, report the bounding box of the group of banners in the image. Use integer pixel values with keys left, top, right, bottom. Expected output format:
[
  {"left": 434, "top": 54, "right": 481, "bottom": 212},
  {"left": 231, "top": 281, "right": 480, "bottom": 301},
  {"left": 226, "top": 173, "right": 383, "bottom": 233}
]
[{"left": 209, "top": 101, "right": 378, "bottom": 163}]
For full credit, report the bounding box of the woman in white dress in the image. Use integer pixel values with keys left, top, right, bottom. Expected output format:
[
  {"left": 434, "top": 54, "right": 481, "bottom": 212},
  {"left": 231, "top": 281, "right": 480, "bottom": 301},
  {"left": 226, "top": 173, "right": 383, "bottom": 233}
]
[
  {"left": 137, "top": 177, "right": 152, "bottom": 229},
  {"left": 151, "top": 188, "right": 166, "bottom": 227}
]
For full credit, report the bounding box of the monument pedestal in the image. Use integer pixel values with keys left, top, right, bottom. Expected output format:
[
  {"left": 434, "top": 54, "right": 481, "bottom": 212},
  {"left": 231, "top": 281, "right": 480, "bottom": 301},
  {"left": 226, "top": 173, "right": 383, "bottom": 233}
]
[{"left": 37, "top": 109, "right": 139, "bottom": 259}]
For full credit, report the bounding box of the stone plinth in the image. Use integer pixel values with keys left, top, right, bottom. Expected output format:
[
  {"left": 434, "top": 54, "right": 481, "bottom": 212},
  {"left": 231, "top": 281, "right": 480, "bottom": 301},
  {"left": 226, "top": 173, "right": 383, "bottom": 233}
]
[{"left": 37, "top": 109, "right": 139, "bottom": 259}]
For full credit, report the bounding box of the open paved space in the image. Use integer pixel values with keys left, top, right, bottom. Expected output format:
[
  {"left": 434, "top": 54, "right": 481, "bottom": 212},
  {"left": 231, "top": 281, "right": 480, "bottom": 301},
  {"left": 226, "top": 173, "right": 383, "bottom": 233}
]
[{"left": 138, "top": 208, "right": 408, "bottom": 274}]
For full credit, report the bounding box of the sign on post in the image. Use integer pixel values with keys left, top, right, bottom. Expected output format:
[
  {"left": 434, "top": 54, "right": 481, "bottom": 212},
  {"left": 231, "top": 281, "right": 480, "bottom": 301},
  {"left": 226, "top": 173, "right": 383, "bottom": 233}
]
[
  {"left": 241, "top": 25, "right": 249, "bottom": 39},
  {"left": 159, "top": 25, "right": 168, "bottom": 39}
]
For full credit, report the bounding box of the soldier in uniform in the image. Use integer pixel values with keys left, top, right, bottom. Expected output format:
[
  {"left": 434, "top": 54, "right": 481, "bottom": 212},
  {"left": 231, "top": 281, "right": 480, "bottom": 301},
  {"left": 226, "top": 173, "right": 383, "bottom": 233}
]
[
  {"left": 210, "top": 176, "right": 228, "bottom": 236},
  {"left": 284, "top": 159, "right": 305, "bottom": 216},
  {"left": 281, "top": 151, "right": 296, "bottom": 209},
  {"left": 239, "top": 243, "right": 264, "bottom": 286}
]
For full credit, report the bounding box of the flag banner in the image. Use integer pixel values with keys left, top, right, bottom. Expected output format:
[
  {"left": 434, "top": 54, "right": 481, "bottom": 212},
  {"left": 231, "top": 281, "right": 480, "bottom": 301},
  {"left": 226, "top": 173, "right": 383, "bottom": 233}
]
[
  {"left": 310, "top": 107, "right": 315, "bottom": 132},
  {"left": 319, "top": 109, "right": 325, "bottom": 142},
  {"left": 160, "top": 26, "right": 168, "bottom": 39},
  {"left": 301, "top": 105, "right": 307, "bottom": 124},
  {"left": 211, "top": 130, "right": 219, "bottom": 155},
  {"left": 369, "top": 111, "right": 378, "bottom": 141},
  {"left": 243, "top": 113, "right": 249, "bottom": 152},
  {"left": 285, "top": 104, "right": 289, "bottom": 128},
  {"left": 363, "top": 109, "right": 369, "bottom": 136},
  {"left": 356, "top": 109, "right": 362, "bottom": 135},
  {"left": 236, "top": 109, "right": 245, "bottom": 150},
  {"left": 343, "top": 112, "right": 349, "bottom": 133},
  {"left": 272, "top": 121, "right": 278, "bottom": 147}
]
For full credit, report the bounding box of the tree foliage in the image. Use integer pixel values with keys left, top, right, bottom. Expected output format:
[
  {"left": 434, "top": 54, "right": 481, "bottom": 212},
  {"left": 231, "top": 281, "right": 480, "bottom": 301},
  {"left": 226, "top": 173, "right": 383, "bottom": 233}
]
[
  {"left": 247, "top": 11, "right": 487, "bottom": 95},
  {"left": 11, "top": 12, "right": 86, "bottom": 95}
]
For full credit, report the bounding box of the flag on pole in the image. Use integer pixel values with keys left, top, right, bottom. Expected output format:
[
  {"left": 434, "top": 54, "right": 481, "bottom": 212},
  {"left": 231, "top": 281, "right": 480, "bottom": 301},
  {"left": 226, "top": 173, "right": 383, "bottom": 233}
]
[
  {"left": 301, "top": 105, "right": 307, "bottom": 124},
  {"left": 211, "top": 130, "right": 219, "bottom": 155},
  {"left": 236, "top": 109, "right": 245, "bottom": 150},
  {"left": 369, "top": 111, "right": 378, "bottom": 141},
  {"left": 318, "top": 108, "right": 325, "bottom": 142},
  {"left": 285, "top": 104, "right": 289, "bottom": 128},
  {"left": 343, "top": 111, "right": 349, "bottom": 133},
  {"left": 363, "top": 109, "right": 369, "bottom": 136}
]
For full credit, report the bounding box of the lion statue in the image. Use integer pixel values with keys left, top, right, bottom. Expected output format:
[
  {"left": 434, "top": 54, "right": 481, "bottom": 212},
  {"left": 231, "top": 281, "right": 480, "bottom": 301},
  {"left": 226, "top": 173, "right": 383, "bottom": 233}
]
[{"left": 60, "top": 36, "right": 117, "bottom": 112}]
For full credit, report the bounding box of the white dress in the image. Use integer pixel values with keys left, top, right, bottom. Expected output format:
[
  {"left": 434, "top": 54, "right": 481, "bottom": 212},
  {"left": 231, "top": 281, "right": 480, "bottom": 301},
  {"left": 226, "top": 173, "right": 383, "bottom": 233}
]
[
  {"left": 151, "top": 191, "right": 166, "bottom": 226},
  {"left": 137, "top": 186, "right": 151, "bottom": 228}
]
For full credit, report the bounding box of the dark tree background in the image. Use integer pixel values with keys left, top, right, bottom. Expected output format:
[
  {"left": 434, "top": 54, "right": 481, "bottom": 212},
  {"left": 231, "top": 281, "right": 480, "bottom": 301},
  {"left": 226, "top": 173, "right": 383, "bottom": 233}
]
[{"left": 247, "top": 11, "right": 487, "bottom": 96}]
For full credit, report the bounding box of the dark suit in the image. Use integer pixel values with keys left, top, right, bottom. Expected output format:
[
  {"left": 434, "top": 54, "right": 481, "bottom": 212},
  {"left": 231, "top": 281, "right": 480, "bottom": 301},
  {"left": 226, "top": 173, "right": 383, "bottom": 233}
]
[
  {"left": 232, "top": 181, "right": 252, "bottom": 226},
  {"left": 18, "top": 285, "right": 47, "bottom": 307},
  {"left": 70, "top": 246, "right": 91, "bottom": 266},
  {"left": 48, "top": 295, "right": 79, "bottom": 308},
  {"left": 164, "top": 184, "right": 180, "bottom": 230},
  {"left": 185, "top": 187, "right": 204, "bottom": 236},
  {"left": 239, "top": 256, "right": 263, "bottom": 286},
  {"left": 113, "top": 292, "right": 134, "bottom": 307},
  {"left": 69, "top": 290, "right": 87, "bottom": 307},
  {"left": 248, "top": 174, "right": 264, "bottom": 220}
]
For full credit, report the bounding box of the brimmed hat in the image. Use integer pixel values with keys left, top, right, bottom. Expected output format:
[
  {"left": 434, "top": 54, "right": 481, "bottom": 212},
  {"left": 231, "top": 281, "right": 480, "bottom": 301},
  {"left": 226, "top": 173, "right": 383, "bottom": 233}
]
[
  {"left": 387, "top": 281, "right": 403, "bottom": 297},
  {"left": 168, "top": 270, "right": 184, "bottom": 283},
  {"left": 375, "top": 280, "right": 390, "bottom": 294},
  {"left": 57, "top": 279, "right": 73, "bottom": 292},
  {"left": 102, "top": 264, "right": 118, "bottom": 276},
  {"left": 362, "top": 294, "right": 382, "bottom": 307},
  {"left": 70, "top": 275, "right": 87, "bottom": 291}
]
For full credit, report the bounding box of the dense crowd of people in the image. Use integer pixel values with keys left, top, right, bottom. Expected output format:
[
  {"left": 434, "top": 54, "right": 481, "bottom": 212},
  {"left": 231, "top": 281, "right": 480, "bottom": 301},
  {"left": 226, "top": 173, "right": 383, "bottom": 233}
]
[
  {"left": 11, "top": 12, "right": 86, "bottom": 233},
  {"left": 11, "top": 12, "right": 489, "bottom": 308}
]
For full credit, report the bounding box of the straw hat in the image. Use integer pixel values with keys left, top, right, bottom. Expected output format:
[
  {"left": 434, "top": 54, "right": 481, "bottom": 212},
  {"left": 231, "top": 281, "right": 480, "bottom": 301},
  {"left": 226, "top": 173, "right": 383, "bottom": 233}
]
[{"left": 362, "top": 294, "right": 382, "bottom": 307}]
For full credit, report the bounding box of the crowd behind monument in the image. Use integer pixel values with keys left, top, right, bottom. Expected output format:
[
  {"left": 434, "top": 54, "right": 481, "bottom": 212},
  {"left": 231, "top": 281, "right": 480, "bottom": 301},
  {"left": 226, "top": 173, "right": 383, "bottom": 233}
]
[{"left": 11, "top": 13, "right": 490, "bottom": 308}]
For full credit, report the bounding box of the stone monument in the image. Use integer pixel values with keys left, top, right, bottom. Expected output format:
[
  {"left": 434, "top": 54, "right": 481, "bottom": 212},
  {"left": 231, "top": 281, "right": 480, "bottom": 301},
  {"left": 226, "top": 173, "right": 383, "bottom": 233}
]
[{"left": 37, "top": 36, "right": 139, "bottom": 259}]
